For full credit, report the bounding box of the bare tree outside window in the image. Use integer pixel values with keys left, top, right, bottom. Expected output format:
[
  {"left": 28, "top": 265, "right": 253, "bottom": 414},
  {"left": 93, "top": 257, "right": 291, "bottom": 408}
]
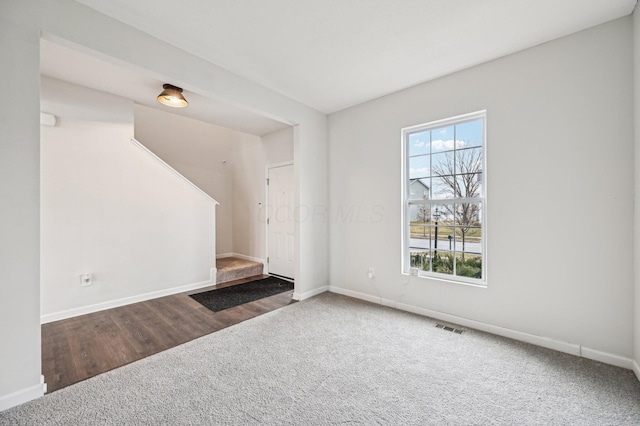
[
  {"left": 415, "top": 205, "right": 430, "bottom": 236},
  {"left": 431, "top": 148, "right": 481, "bottom": 259}
]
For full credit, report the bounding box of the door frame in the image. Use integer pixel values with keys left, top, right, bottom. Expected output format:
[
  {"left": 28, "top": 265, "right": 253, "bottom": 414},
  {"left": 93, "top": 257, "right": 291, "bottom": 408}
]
[{"left": 265, "top": 161, "right": 295, "bottom": 281}]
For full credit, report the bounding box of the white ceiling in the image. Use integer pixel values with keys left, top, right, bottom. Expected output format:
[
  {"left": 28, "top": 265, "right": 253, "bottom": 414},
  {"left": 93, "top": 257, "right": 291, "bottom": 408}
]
[
  {"left": 40, "top": 39, "right": 291, "bottom": 136},
  {"left": 75, "top": 0, "right": 636, "bottom": 114}
]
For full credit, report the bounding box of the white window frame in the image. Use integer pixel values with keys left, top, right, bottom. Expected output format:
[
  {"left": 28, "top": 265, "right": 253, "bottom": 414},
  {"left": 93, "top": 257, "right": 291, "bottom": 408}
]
[{"left": 401, "top": 110, "right": 487, "bottom": 286}]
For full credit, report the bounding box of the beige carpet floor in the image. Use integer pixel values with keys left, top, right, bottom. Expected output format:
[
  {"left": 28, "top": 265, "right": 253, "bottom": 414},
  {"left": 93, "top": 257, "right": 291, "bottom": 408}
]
[{"left": 2, "top": 293, "right": 640, "bottom": 425}]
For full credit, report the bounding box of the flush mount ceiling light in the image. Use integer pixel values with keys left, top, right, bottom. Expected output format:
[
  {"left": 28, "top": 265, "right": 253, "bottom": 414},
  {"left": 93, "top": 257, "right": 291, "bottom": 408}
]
[{"left": 157, "top": 84, "right": 188, "bottom": 107}]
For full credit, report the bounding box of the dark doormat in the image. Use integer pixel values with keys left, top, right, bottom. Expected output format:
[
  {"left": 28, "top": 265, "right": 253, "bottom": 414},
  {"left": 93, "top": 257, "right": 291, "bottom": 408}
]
[{"left": 190, "top": 276, "right": 294, "bottom": 312}]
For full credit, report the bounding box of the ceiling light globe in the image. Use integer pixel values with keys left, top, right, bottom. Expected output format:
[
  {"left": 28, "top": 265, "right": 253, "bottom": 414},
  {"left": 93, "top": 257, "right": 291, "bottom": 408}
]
[{"left": 157, "top": 84, "right": 188, "bottom": 107}]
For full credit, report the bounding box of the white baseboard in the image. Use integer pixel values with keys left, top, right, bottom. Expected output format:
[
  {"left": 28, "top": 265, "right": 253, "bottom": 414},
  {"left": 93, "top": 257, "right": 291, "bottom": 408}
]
[
  {"left": 632, "top": 360, "right": 640, "bottom": 381},
  {"left": 328, "top": 285, "right": 635, "bottom": 370},
  {"left": 41, "top": 268, "right": 217, "bottom": 324},
  {"left": 0, "top": 375, "right": 46, "bottom": 412},
  {"left": 216, "top": 252, "right": 235, "bottom": 259},
  {"left": 293, "top": 285, "right": 329, "bottom": 301},
  {"left": 580, "top": 347, "right": 634, "bottom": 370},
  {"left": 329, "top": 286, "right": 394, "bottom": 308},
  {"left": 216, "top": 252, "right": 264, "bottom": 264}
]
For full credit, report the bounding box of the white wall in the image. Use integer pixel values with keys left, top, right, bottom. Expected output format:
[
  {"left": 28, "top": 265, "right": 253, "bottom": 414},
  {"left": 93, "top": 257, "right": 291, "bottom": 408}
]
[
  {"left": 232, "top": 127, "right": 294, "bottom": 260},
  {"left": 0, "top": 10, "right": 43, "bottom": 410},
  {"left": 633, "top": 7, "right": 640, "bottom": 376},
  {"left": 40, "top": 79, "right": 217, "bottom": 321},
  {"left": 134, "top": 104, "right": 240, "bottom": 255},
  {"left": 1, "top": 0, "right": 327, "bottom": 409},
  {"left": 35, "top": 0, "right": 328, "bottom": 295},
  {"left": 134, "top": 106, "right": 293, "bottom": 261},
  {"left": 296, "top": 118, "right": 329, "bottom": 298},
  {"left": 329, "top": 18, "right": 634, "bottom": 361},
  {"left": 262, "top": 127, "right": 295, "bottom": 166}
]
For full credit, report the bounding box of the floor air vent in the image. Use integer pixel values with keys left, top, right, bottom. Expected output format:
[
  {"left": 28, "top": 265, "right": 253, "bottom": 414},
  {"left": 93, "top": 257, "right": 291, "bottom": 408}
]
[{"left": 435, "top": 323, "right": 465, "bottom": 334}]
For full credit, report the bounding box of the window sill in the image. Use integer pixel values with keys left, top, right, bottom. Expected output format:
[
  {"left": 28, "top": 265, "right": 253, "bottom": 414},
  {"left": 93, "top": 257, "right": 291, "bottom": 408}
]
[{"left": 403, "top": 270, "right": 487, "bottom": 288}]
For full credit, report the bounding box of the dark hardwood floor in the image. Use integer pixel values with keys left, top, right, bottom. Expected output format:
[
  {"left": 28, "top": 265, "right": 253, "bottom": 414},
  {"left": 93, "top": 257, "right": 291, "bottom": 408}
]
[{"left": 41, "top": 275, "right": 295, "bottom": 393}]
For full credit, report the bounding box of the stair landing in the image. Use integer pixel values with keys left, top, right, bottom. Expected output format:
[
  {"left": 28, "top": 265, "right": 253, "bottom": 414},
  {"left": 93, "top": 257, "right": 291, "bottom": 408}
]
[{"left": 216, "top": 257, "right": 264, "bottom": 284}]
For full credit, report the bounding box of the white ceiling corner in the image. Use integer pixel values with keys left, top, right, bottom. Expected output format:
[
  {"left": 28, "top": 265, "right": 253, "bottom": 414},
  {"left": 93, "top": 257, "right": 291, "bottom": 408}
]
[{"left": 74, "top": 0, "right": 636, "bottom": 114}]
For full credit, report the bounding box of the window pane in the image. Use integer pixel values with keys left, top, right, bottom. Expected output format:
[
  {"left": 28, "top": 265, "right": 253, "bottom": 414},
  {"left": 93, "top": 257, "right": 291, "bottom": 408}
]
[
  {"left": 431, "top": 126, "right": 455, "bottom": 152},
  {"left": 431, "top": 152, "right": 453, "bottom": 177},
  {"left": 458, "top": 173, "right": 483, "bottom": 198},
  {"left": 431, "top": 176, "right": 455, "bottom": 199},
  {"left": 455, "top": 119, "right": 483, "bottom": 149},
  {"left": 409, "top": 204, "right": 431, "bottom": 269},
  {"left": 408, "top": 203, "right": 418, "bottom": 221},
  {"left": 409, "top": 178, "right": 430, "bottom": 200},
  {"left": 453, "top": 202, "right": 481, "bottom": 252},
  {"left": 410, "top": 223, "right": 430, "bottom": 240},
  {"left": 409, "top": 156, "right": 430, "bottom": 180},
  {"left": 439, "top": 231, "right": 455, "bottom": 251},
  {"left": 433, "top": 204, "right": 455, "bottom": 225},
  {"left": 410, "top": 250, "right": 431, "bottom": 273},
  {"left": 431, "top": 204, "right": 454, "bottom": 252},
  {"left": 410, "top": 251, "right": 424, "bottom": 269},
  {"left": 409, "top": 203, "right": 430, "bottom": 222},
  {"left": 454, "top": 227, "right": 482, "bottom": 254},
  {"left": 456, "top": 147, "right": 482, "bottom": 175},
  {"left": 432, "top": 250, "right": 454, "bottom": 275},
  {"left": 410, "top": 233, "right": 431, "bottom": 251},
  {"left": 455, "top": 253, "right": 482, "bottom": 279},
  {"left": 409, "top": 131, "right": 430, "bottom": 156},
  {"left": 410, "top": 204, "right": 431, "bottom": 233},
  {"left": 422, "top": 252, "right": 432, "bottom": 273},
  {"left": 430, "top": 225, "right": 450, "bottom": 254},
  {"left": 455, "top": 174, "right": 482, "bottom": 199},
  {"left": 455, "top": 202, "right": 481, "bottom": 224}
]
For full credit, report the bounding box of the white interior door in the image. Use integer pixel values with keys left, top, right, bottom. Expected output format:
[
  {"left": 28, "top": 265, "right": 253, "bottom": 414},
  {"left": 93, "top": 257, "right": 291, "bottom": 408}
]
[{"left": 267, "top": 164, "right": 295, "bottom": 279}]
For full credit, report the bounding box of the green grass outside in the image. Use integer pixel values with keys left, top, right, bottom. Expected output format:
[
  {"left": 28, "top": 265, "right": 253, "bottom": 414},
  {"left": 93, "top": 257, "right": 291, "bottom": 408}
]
[{"left": 410, "top": 251, "right": 482, "bottom": 279}]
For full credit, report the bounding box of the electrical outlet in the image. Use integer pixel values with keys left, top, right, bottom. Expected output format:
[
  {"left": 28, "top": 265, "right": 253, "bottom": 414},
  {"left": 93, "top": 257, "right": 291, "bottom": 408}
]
[
  {"left": 368, "top": 267, "right": 375, "bottom": 279},
  {"left": 81, "top": 273, "right": 93, "bottom": 287}
]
